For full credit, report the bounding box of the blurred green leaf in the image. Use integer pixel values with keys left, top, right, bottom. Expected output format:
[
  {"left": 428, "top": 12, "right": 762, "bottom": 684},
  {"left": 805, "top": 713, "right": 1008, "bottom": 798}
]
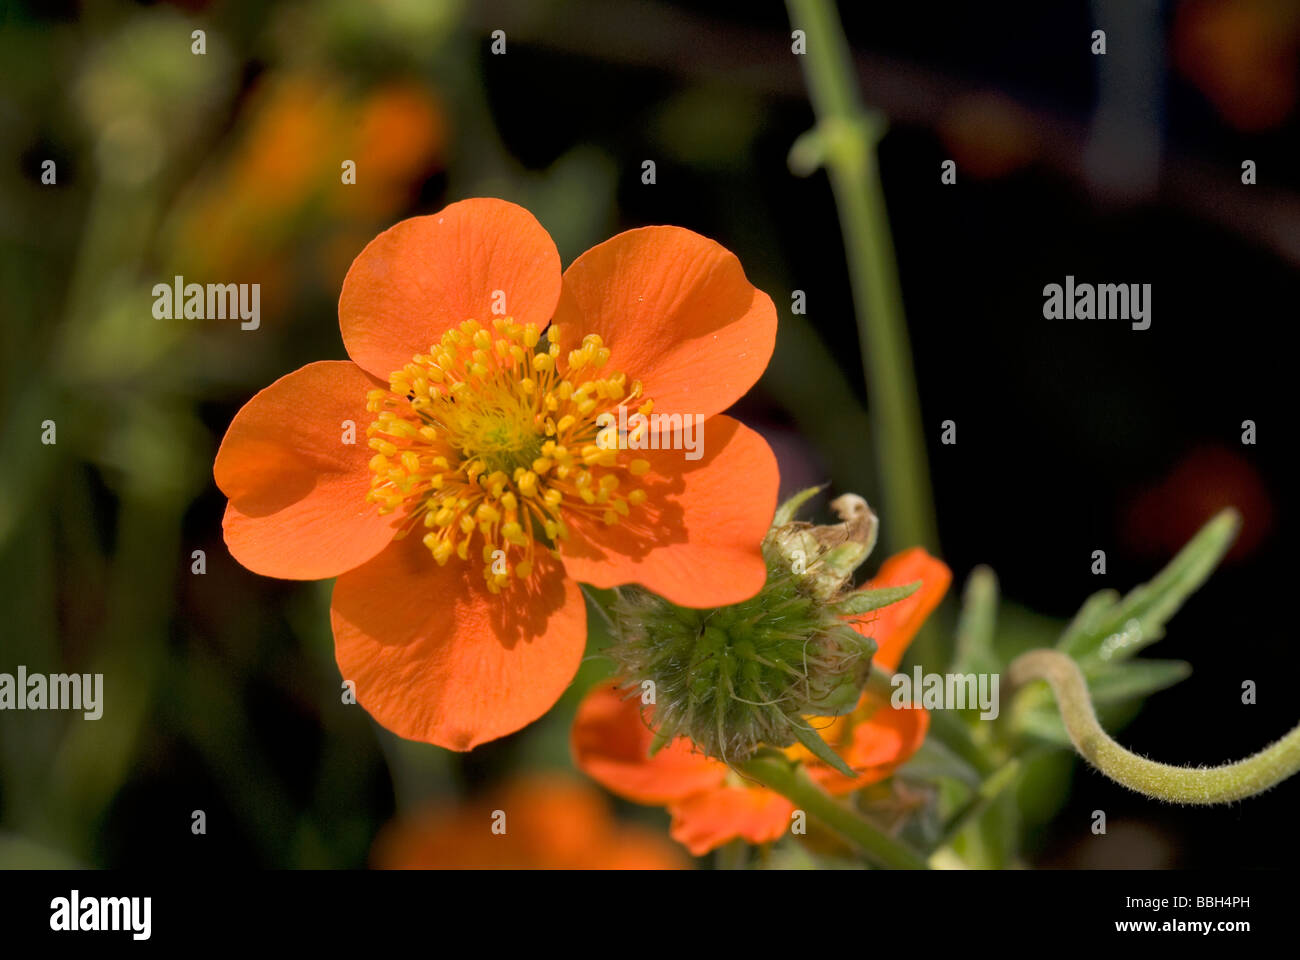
[{"left": 951, "top": 565, "right": 1000, "bottom": 676}]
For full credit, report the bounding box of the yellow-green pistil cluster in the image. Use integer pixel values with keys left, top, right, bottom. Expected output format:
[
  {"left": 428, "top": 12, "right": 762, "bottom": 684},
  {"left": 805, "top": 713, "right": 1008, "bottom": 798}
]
[{"left": 363, "top": 318, "right": 654, "bottom": 591}]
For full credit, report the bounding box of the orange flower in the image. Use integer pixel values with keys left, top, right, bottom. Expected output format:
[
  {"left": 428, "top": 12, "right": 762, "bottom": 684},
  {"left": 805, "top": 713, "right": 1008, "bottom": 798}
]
[
  {"left": 214, "top": 198, "right": 779, "bottom": 750},
  {"left": 572, "top": 548, "right": 950, "bottom": 856},
  {"left": 371, "top": 773, "right": 689, "bottom": 870}
]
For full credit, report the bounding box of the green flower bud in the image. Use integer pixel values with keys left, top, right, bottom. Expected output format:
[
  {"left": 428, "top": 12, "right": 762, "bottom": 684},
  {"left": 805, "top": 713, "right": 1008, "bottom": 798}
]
[
  {"left": 766, "top": 491, "right": 878, "bottom": 600},
  {"left": 605, "top": 489, "right": 904, "bottom": 768}
]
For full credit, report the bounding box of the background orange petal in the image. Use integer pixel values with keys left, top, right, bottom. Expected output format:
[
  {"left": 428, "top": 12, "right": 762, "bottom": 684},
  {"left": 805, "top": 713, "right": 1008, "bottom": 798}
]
[
  {"left": 214, "top": 360, "right": 398, "bottom": 580},
  {"left": 372, "top": 772, "right": 689, "bottom": 869},
  {"left": 558, "top": 415, "right": 777, "bottom": 607},
  {"left": 331, "top": 538, "right": 586, "bottom": 750},
  {"left": 338, "top": 198, "right": 562, "bottom": 378},
  {"left": 851, "top": 548, "right": 952, "bottom": 672},
  {"left": 668, "top": 785, "right": 794, "bottom": 856},
  {"left": 572, "top": 683, "right": 727, "bottom": 804},
  {"left": 552, "top": 225, "right": 777, "bottom": 421}
]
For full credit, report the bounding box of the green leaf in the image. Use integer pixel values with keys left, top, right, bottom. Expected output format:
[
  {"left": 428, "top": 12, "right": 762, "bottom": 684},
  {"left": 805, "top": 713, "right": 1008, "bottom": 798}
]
[
  {"left": 1085, "top": 659, "right": 1192, "bottom": 704},
  {"left": 952, "top": 566, "right": 1000, "bottom": 675},
  {"left": 771, "top": 485, "right": 825, "bottom": 527},
  {"left": 896, "top": 735, "right": 983, "bottom": 789},
  {"left": 1060, "top": 509, "right": 1239, "bottom": 664},
  {"left": 1057, "top": 588, "right": 1120, "bottom": 655},
  {"left": 790, "top": 721, "right": 857, "bottom": 778},
  {"left": 647, "top": 728, "right": 671, "bottom": 758},
  {"left": 832, "top": 581, "right": 920, "bottom": 617}
]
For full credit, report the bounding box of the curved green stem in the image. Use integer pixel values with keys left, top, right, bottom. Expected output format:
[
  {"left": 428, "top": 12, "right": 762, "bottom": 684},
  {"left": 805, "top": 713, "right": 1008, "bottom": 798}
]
[
  {"left": 1010, "top": 649, "right": 1300, "bottom": 803},
  {"left": 738, "top": 753, "right": 929, "bottom": 869}
]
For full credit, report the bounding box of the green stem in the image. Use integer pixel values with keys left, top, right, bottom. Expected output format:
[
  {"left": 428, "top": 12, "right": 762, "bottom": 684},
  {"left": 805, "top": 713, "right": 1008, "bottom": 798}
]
[
  {"left": 1010, "top": 650, "right": 1300, "bottom": 803},
  {"left": 715, "top": 838, "right": 750, "bottom": 871},
  {"left": 785, "top": 0, "right": 938, "bottom": 562},
  {"left": 738, "top": 754, "right": 929, "bottom": 869},
  {"left": 933, "top": 758, "right": 1021, "bottom": 851}
]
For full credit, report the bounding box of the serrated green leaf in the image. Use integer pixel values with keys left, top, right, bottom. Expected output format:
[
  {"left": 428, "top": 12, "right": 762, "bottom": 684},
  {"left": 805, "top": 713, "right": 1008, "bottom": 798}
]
[{"left": 833, "top": 580, "right": 920, "bottom": 617}]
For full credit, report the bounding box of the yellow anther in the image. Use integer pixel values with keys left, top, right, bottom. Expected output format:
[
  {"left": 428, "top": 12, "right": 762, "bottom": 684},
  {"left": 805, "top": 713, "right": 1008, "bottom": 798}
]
[
  {"left": 630, "top": 459, "right": 651, "bottom": 476},
  {"left": 366, "top": 324, "right": 659, "bottom": 587}
]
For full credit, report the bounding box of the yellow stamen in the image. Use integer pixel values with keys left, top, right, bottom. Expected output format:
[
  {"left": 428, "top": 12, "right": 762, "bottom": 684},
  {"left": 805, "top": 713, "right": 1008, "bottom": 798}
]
[{"left": 363, "top": 319, "right": 662, "bottom": 588}]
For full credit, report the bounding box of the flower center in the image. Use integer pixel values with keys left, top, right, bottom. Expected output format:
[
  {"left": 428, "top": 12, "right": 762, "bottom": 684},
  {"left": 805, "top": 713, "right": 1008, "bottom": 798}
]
[{"left": 364, "top": 317, "right": 653, "bottom": 591}]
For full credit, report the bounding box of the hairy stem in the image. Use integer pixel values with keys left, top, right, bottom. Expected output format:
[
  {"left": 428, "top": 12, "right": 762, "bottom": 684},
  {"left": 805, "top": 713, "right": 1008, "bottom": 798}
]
[{"left": 1010, "top": 649, "right": 1300, "bottom": 803}]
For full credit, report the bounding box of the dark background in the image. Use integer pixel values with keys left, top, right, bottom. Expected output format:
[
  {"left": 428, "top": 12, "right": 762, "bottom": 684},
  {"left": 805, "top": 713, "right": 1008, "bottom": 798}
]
[{"left": 1, "top": 0, "right": 1295, "bottom": 868}]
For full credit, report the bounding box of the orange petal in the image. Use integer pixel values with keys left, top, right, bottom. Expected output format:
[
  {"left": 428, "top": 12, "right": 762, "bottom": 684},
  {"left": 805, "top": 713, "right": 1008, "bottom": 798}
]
[
  {"left": 371, "top": 773, "right": 689, "bottom": 869},
  {"left": 851, "top": 548, "right": 952, "bottom": 672},
  {"left": 214, "top": 360, "right": 399, "bottom": 580},
  {"left": 552, "top": 226, "right": 777, "bottom": 421},
  {"left": 331, "top": 537, "right": 586, "bottom": 750},
  {"left": 338, "top": 198, "right": 562, "bottom": 379},
  {"left": 559, "top": 415, "right": 777, "bottom": 607},
  {"left": 809, "top": 701, "right": 931, "bottom": 796},
  {"left": 668, "top": 786, "right": 794, "bottom": 856},
  {"left": 572, "top": 683, "right": 726, "bottom": 804}
]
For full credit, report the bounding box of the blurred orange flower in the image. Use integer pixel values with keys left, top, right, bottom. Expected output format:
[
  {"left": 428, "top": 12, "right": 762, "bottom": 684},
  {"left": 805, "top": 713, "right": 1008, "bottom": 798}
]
[
  {"left": 372, "top": 773, "right": 689, "bottom": 870},
  {"left": 1174, "top": 0, "right": 1300, "bottom": 131},
  {"left": 1124, "top": 445, "right": 1273, "bottom": 562},
  {"left": 572, "top": 548, "right": 951, "bottom": 855},
  {"left": 214, "top": 197, "right": 779, "bottom": 751},
  {"left": 171, "top": 71, "right": 446, "bottom": 316}
]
